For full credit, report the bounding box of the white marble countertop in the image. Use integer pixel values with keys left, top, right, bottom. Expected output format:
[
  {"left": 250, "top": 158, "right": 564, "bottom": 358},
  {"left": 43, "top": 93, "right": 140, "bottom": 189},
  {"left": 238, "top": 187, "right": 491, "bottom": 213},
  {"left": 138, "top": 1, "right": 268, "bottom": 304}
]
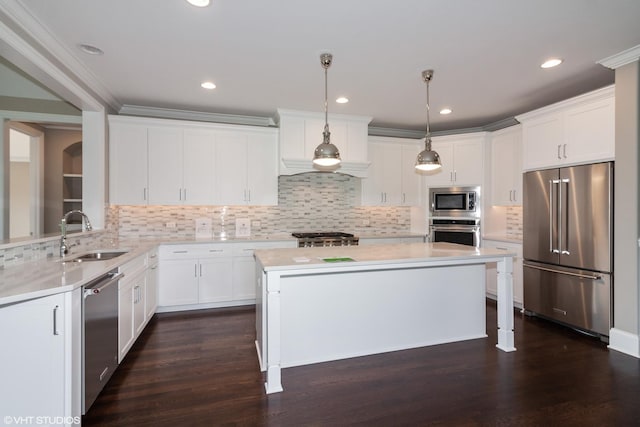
[
  {"left": 482, "top": 234, "right": 523, "bottom": 244},
  {"left": 255, "top": 242, "right": 516, "bottom": 272},
  {"left": 0, "top": 243, "right": 157, "bottom": 307}
]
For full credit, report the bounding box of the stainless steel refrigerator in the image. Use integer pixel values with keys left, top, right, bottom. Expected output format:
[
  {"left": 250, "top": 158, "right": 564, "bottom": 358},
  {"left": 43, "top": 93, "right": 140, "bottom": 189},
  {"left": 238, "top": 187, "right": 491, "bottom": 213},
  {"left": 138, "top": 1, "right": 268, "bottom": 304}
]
[{"left": 523, "top": 162, "right": 613, "bottom": 338}]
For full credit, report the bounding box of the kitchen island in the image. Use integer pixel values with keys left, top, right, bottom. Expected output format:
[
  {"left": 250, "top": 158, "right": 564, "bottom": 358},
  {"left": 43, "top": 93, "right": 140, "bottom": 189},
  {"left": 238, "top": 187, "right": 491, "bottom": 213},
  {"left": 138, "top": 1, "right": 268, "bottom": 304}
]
[{"left": 254, "top": 242, "right": 516, "bottom": 394}]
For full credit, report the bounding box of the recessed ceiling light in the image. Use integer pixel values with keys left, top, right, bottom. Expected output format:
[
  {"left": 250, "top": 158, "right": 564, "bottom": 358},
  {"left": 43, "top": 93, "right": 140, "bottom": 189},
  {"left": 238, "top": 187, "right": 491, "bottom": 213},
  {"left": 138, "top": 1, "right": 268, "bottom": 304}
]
[
  {"left": 201, "top": 81, "right": 216, "bottom": 89},
  {"left": 541, "top": 58, "right": 563, "bottom": 69},
  {"left": 336, "top": 97, "right": 349, "bottom": 104},
  {"left": 187, "top": 0, "right": 210, "bottom": 6},
  {"left": 439, "top": 108, "right": 452, "bottom": 115},
  {"left": 78, "top": 44, "right": 104, "bottom": 55}
]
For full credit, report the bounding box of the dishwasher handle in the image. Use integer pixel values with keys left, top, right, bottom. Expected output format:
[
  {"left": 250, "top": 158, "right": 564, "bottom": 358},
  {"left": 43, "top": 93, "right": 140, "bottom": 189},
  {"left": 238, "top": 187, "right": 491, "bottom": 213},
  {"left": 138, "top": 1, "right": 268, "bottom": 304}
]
[{"left": 84, "top": 272, "right": 124, "bottom": 297}]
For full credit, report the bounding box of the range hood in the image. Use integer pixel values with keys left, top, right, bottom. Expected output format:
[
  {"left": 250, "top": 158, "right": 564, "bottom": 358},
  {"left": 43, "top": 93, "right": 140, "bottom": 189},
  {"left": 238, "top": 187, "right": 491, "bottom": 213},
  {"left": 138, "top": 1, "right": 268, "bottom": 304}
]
[{"left": 277, "top": 109, "right": 372, "bottom": 178}]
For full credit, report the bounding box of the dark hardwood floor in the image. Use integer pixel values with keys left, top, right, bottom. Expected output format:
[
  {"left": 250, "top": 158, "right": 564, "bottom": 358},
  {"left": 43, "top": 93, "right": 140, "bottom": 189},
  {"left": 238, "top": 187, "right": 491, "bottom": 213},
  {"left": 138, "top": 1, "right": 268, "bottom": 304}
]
[{"left": 83, "top": 301, "right": 640, "bottom": 426}]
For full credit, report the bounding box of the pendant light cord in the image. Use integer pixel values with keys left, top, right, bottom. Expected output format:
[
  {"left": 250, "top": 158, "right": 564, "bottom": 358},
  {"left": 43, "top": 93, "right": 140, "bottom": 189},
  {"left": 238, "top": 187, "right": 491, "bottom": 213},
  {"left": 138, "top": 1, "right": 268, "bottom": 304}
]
[
  {"left": 424, "top": 73, "right": 432, "bottom": 151},
  {"left": 323, "top": 61, "right": 330, "bottom": 142}
]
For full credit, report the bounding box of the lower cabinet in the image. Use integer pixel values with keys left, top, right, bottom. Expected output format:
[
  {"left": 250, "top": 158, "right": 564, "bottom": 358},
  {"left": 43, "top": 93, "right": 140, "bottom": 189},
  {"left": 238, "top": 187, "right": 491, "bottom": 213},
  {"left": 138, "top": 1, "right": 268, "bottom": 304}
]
[
  {"left": 483, "top": 240, "right": 523, "bottom": 307},
  {"left": 118, "top": 251, "right": 155, "bottom": 362},
  {"left": 158, "top": 240, "right": 296, "bottom": 311},
  {"left": 0, "top": 289, "right": 81, "bottom": 423}
]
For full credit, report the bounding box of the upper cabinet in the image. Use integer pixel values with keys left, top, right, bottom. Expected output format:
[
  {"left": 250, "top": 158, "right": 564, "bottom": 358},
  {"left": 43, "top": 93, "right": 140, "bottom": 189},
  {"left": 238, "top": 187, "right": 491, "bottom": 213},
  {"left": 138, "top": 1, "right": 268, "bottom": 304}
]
[
  {"left": 277, "top": 109, "right": 372, "bottom": 177},
  {"left": 109, "top": 116, "right": 278, "bottom": 206},
  {"left": 517, "top": 86, "right": 614, "bottom": 171},
  {"left": 490, "top": 125, "right": 523, "bottom": 206},
  {"left": 362, "top": 137, "right": 423, "bottom": 206},
  {"left": 425, "top": 133, "right": 486, "bottom": 187}
]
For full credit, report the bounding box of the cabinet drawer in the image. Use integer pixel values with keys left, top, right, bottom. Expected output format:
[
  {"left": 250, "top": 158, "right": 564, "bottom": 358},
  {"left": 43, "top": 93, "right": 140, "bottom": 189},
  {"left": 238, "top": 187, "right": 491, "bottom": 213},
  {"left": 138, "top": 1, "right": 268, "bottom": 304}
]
[
  {"left": 120, "top": 253, "right": 147, "bottom": 277},
  {"left": 232, "top": 241, "right": 296, "bottom": 257},
  {"left": 159, "top": 244, "right": 232, "bottom": 259}
]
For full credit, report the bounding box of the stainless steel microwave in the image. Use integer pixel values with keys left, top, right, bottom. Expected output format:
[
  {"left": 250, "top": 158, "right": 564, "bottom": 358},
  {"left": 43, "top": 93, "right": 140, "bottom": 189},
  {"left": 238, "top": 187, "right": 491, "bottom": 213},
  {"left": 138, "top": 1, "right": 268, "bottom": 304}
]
[{"left": 429, "top": 186, "right": 480, "bottom": 217}]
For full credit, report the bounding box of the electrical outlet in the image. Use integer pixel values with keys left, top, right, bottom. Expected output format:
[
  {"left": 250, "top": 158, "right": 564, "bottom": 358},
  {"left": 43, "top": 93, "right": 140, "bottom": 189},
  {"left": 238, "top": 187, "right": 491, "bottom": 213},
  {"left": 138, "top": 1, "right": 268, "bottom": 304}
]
[
  {"left": 362, "top": 219, "right": 370, "bottom": 226},
  {"left": 166, "top": 222, "right": 177, "bottom": 228},
  {"left": 252, "top": 220, "right": 261, "bottom": 228}
]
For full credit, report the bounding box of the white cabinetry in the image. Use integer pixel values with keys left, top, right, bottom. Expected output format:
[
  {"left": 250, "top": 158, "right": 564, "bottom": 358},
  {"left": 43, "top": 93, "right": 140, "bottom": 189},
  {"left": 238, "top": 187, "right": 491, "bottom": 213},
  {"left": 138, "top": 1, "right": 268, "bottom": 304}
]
[
  {"left": 0, "top": 290, "right": 81, "bottom": 423},
  {"left": 362, "top": 137, "right": 423, "bottom": 206},
  {"left": 118, "top": 251, "right": 154, "bottom": 362},
  {"left": 158, "top": 240, "right": 296, "bottom": 312},
  {"left": 490, "top": 125, "right": 523, "bottom": 205},
  {"left": 426, "top": 133, "right": 485, "bottom": 187},
  {"left": 215, "top": 131, "right": 278, "bottom": 205},
  {"left": 109, "top": 116, "right": 278, "bottom": 206},
  {"left": 158, "top": 244, "right": 233, "bottom": 308},
  {"left": 109, "top": 120, "right": 148, "bottom": 204},
  {"left": 146, "top": 248, "right": 159, "bottom": 321},
  {"left": 277, "top": 109, "right": 372, "bottom": 177},
  {"left": 483, "top": 240, "right": 523, "bottom": 306},
  {"left": 518, "top": 86, "right": 614, "bottom": 171}
]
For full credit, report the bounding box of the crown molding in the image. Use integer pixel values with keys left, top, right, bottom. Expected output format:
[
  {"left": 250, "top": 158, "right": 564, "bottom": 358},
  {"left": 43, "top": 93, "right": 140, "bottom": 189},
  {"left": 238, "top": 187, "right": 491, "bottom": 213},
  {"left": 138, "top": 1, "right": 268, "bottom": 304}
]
[
  {"left": 118, "top": 105, "right": 276, "bottom": 127},
  {"left": 597, "top": 44, "right": 640, "bottom": 69}
]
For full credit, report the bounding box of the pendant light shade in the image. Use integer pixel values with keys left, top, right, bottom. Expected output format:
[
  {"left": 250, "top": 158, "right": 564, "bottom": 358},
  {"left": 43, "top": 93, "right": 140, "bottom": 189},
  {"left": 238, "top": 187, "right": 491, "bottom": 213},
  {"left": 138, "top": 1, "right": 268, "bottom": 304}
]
[
  {"left": 415, "top": 69, "right": 442, "bottom": 171},
  {"left": 313, "top": 53, "right": 341, "bottom": 167}
]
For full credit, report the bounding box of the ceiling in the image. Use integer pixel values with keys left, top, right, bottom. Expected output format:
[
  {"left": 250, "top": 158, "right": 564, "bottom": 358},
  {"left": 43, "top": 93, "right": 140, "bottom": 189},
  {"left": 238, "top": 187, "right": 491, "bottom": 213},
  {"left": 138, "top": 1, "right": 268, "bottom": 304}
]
[{"left": 11, "top": 0, "right": 640, "bottom": 134}]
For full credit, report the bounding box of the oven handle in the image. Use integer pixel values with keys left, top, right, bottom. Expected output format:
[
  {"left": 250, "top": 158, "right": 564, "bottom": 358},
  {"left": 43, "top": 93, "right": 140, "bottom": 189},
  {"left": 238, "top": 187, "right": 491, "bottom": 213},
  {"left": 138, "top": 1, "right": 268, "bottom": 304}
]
[{"left": 430, "top": 226, "right": 479, "bottom": 232}]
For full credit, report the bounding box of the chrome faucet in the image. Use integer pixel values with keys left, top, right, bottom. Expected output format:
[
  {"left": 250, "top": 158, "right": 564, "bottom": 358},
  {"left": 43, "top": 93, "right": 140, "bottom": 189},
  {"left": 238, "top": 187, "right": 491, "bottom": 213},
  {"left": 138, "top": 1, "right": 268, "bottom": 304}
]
[{"left": 60, "top": 210, "right": 93, "bottom": 257}]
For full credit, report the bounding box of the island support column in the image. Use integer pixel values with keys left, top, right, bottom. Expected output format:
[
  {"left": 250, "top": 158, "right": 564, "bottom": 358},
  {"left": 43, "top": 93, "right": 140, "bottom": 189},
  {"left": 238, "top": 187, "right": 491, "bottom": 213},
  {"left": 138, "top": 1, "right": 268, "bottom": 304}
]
[
  {"left": 496, "top": 256, "right": 516, "bottom": 352},
  {"left": 264, "top": 271, "right": 283, "bottom": 394}
]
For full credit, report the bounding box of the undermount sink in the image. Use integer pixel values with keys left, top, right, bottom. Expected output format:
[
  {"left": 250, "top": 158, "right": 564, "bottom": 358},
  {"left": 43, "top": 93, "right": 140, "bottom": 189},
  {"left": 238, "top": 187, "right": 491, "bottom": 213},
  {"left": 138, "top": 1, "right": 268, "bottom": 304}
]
[{"left": 63, "top": 250, "right": 128, "bottom": 262}]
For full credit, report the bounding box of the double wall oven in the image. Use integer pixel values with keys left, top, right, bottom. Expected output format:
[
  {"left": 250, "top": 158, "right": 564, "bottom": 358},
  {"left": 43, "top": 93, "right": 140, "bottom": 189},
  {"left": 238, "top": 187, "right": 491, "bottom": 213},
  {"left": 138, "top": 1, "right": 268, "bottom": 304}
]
[{"left": 428, "top": 186, "right": 481, "bottom": 248}]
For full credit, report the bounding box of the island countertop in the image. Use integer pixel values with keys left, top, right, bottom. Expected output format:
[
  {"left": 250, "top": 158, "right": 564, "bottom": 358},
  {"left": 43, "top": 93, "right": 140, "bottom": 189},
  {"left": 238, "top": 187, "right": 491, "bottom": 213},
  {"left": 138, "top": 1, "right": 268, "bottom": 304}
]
[{"left": 254, "top": 242, "right": 516, "bottom": 271}]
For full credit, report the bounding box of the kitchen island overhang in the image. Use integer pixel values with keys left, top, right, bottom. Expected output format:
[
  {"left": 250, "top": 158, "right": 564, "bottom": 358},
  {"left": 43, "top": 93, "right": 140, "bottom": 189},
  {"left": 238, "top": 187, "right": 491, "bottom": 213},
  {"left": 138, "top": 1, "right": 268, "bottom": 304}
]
[{"left": 254, "top": 242, "right": 516, "bottom": 394}]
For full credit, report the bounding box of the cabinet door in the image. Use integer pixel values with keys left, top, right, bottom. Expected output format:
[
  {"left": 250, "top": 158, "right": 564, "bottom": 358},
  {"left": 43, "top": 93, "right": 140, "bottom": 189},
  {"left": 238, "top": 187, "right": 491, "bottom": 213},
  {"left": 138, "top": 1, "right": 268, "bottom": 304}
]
[
  {"left": 0, "top": 293, "right": 65, "bottom": 419},
  {"left": 424, "top": 141, "right": 454, "bottom": 186},
  {"left": 246, "top": 133, "right": 278, "bottom": 205},
  {"left": 183, "top": 129, "right": 216, "bottom": 204},
  {"left": 147, "top": 126, "right": 184, "bottom": 205},
  {"left": 452, "top": 140, "right": 484, "bottom": 186},
  {"left": 564, "top": 97, "right": 615, "bottom": 164},
  {"left": 146, "top": 262, "right": 158, "bottom": 321},
  {"left": 199, "top": 257, "right": 234, "bottom": 303},
  {"left": 133, "top": 272, "right": 147, "bottom": 336},
  {"left": 362, "top": 142, "right": 402, "bottom": 205},
  {"left": 118, "top": 279, "right": 135, "bottom": 361},
  {"left": 232, "top": 256, "right": 257, "bottom": 300},
  {"left": 361, "top": 142, "right": 388, "bottom": 205},
  {"left": 400, "top": 144, "right": 422, "bottom": 206},
  {"left": 491, "top": 126, "right": 522, "bottom": 205},
  {"left": 109, "top": 122, "right": 148, "bottom": 204},
  {"left": 215, "top": 133, "right": 248, "bottom": 205},
  {"left": 521, "top": 112, "right": 564, "bottom": 170},
  {"left": 158, "top": 259, "right": 199, "bottom": 306}
]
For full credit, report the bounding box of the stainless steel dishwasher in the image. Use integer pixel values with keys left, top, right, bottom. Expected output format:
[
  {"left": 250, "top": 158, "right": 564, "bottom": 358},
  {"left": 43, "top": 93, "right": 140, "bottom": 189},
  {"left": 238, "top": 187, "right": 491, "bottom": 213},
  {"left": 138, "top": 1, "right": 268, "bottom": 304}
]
[{"left": 83, "top": 269, "right": 124, "bottom": 414}]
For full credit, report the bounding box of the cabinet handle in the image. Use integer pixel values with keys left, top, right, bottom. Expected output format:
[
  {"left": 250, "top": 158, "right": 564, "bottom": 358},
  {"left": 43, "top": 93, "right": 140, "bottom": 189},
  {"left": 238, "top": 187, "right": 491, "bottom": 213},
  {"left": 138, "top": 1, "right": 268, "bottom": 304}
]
[
  {"left": 209, "top": 249, "right": 223, "bottom": 253},
  {"left": 450, "top": 171, "right": 453, "bottom": 182},
  {"left": 200, "top": 264, "right": 203, "bottom": 277},
  {"left": 53, "top": 305, "right": 60, "bottom": 336},
  {"left": 402, "top": 193, "right": 406, "bottom": 204},
  {"left": 247, "top": 189, "right": 251, "bottom": 201},
  {"left": 194, "top": 264, "right": 198, "bottom": 277},
  {"left": 183, "top": 188, "right": 187, "bottom": 201},
  {"left": 563, "top": 144, "right": 567, "bottom": 159},
  {"left": 512, "top": 190, "right": 516, "bottom": 201},
  {"left": 143, "top": 188, "right": 147, "bottom": 201},
  {"left": 173, "top": 250, "right": 188, "bottom": 254},
  {"left": 557, "top": 145, "right": 562, "bottom": 159},
  {"left": 151, "top": 265, "right": 157, "bottom": 270},
  {"left": 454, "top": 171, "right": 457, "bottom": 182}
]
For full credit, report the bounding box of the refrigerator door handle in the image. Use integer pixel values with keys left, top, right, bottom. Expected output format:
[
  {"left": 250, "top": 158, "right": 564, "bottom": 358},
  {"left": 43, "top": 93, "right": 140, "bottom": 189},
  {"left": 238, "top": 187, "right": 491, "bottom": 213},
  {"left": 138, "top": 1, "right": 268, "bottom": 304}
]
[
  {"left": 550, "top": 179, "right": 560, "bottom": 254},
  {"left": 560, "top": 178, "right": 571, "bottom": 255},
  {"left": 524, "top": 263, "right": 602, "bottom": 281}
]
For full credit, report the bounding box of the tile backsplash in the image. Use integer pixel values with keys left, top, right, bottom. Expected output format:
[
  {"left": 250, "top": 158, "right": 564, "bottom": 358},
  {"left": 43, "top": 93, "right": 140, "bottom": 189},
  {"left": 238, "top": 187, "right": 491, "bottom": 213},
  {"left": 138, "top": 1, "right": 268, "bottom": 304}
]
[
  {"left": 109, "top": 173, "right": 416, "bottom": 240},
  {"left": 506, "top": 206, "right": 523, "bottom": 240}
]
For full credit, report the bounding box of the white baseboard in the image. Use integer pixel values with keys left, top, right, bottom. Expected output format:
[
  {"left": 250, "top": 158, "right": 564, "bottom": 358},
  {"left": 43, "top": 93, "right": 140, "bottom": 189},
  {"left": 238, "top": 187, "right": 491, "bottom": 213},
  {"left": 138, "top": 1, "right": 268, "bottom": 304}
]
[{"left": 608, "top": 328, "right": 640, "bottom": 358}]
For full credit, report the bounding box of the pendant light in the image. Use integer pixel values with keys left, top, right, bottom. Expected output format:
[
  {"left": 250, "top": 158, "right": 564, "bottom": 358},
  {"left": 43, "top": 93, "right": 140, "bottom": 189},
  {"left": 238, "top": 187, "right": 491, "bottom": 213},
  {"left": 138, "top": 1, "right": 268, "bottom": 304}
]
[
  {"left": 313, "top": 53, "right": 341, "bottom": 167},
  {"left": 415, "top": 69, "right": 442, "bottom": 171}
]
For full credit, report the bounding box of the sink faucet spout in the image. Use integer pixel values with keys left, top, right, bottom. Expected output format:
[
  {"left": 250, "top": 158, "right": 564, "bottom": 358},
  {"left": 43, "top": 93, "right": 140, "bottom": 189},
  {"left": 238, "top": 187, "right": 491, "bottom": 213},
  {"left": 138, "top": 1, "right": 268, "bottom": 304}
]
[{"left": 60, "top": 210, "right": 93, "bottom": 257}]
